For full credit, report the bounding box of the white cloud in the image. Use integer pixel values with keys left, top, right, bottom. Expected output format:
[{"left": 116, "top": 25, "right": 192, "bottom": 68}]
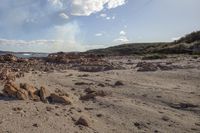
[
  {"left": 100, "top": 13, "right": 107, "bottom": 18},
  {"left": 100, "top": 14, "right": 115, "bottom": 20},
  {"left": 114, "top": 30, "right": 129, "bottom": 43},
  {"left": 59, "top": 13, "right": 69, "bottom": 20},
  {"left": 120, "top": 30, "right": 126, "bottom": 35},
  {"left": 107, "top": 0, "right": 126, "bottom": 9},
  {"left": 106, "top": 17, "right": 111, "bottom": 20},
  {"left": 71, "top": 0, "right": 126, "bottom": 16},
  {"left": 114, "top": 36, "right": 129, "bottom": 43},
  {"left": 95, "top": 33, "right": 103, "bottom": 37},
  {"left": 0, "top": 39, "right": 86, "bottom": 53}
]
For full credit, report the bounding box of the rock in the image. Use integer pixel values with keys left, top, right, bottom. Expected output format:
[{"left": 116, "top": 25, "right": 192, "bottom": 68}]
[
  {"left": 84, "top": 88, "right": 95, "bottom": 94},
  {"left": 95, "top": 90, "right": 109, "bottom": 97},
  {"left": 96, "top": 114, "right": 103, "bottom": 117},
  {"left": 0, "top": 68, "right": 15, "bottom": 81},
  {"left": 39, "top": 86, "right": 50, "bottom": 103},
  {"left": 55, "top": 88, "right": 69, "bottom": 97},
  {"left": 49, "top": 93, "right": 71, "bottom": 105},
  {"left": 12, "top": 107, "right": 23, "bottom": 111},
  {"left": 80, "top": 93, "right": 96, "bottom": 101},
  {"left": 162, "top": 116, "right": 170, "bottom": 121},
  {"left": 75, "top": 82, "right": 92, "bottom": 86},
  {"left": 46, "top": 106, "right": 54, "bottom": 111},
  {"left": 16, "top": 89, "right": 29, "bottom": 100},
  {"left": 98, "top": 83, "right": 105, "bottom": 87},
  {"left": 134, "top": 122, "right": 148, "bottom": 129},
  {"left": 0, "top": 54, "right": 18, "bottom": 62},
  {"left": 136, "top": 62, "right": 158, "bottom": 72},
  {"left": 20, "top": 83, "right": 36, "bottom": 94},
  {"left": 3, "top": 82, "right": 20, "bottom": 98},
  {"left": 114, "top": 81, "right": 124, "bottom": 86},
  {"left": 20, "top": 83, "right": 37, "bottom": 99},
  {"left": 32, "top": 123, "right": 39, "bottom": 127},
  {"left": 75, "top": 116, "right": 89, "bottom": 127}
]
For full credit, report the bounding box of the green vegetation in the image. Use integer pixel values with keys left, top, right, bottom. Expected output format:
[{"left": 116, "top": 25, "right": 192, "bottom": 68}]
[{"left": 87, "top": 31, "right": 200, "bottom": 56}]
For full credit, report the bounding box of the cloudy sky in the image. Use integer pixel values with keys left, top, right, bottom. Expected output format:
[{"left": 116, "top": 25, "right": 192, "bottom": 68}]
[{"left": 0, "top": 0, "right": 200, "bottom": 52}]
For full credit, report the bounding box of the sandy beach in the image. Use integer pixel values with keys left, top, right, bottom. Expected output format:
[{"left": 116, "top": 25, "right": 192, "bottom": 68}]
[{"left": 0, "top": 55, "right": 200, "bottom": 133}]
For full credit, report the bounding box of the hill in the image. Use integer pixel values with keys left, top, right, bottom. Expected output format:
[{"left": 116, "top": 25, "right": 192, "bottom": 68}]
[{"left": 87, "top": 31, "right": 200, "bottom": 55}]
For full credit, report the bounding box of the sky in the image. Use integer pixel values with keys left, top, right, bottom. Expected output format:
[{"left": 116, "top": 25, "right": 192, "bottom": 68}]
[{"left": 0, "top": 0, "right": 200, "bottom": 53}]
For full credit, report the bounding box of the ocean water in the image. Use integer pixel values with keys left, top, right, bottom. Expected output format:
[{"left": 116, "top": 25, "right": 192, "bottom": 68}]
[{"left": 14, "top": 53, "right": 49, "bottom": 58}]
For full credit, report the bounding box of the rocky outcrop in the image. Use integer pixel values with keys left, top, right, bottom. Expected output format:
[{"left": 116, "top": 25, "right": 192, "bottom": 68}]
[
  {"left": 2, "top": 82, "right": 72, "bottom": 105},
  {"left": 136, "top": 62, "right": 176, "bottom": 72},
  {"left": 0, "top": 68, "right": 16, "bottom": 81},
  {"left": 0, "top": 54, "right": 17, "bottom": 62},
  {"left": 3, "top": 82, "right": 20, "bottom": 98},
  {"left": 46, "top": 52, "right": 119, "bottom": 72}
]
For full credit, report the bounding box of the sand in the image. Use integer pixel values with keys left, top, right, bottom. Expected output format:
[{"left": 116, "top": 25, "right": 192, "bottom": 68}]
[{"left": 0, "top": 56, "right": 200, "bottom": 133}]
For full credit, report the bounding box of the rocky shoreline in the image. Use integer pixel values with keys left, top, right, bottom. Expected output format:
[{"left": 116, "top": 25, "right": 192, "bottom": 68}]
[{"left": 0, "top": 53, "right": 200, "bottom": 133}]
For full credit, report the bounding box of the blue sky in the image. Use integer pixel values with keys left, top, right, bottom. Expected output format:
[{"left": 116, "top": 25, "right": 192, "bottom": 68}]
[{"left": 0, "top": 0, "right": 200, "bottom": 52}]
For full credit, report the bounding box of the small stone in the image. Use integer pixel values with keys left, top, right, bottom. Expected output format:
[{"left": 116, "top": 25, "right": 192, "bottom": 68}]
[
  {"left": 80, "top": 93, "right": 96, "bottom": 101},
  {"left": 46, "top": 106, "right": 54, "bottom": 111},
  {"left": 12, "top": 107, "right": 23, "bottom": 111},
  {"left": 75, "top": 116, "right": 89, "bottom": 127},
  {"left": 32, "top": 123, "right": 39, "bottom": 127},
  {"left": 114, "top": 81, "right": 124, "bottom": 86},
  {"left": 98, "top": 83, "right": 105, "bottom": 87},
  {"left": 96, "top": 114, "right": 103, "bottom": 117},
  {"left": 161, "top": 116, "right": 170, "bottom": 121},
  {"left": 55, "top": 113, "right": 60, "bottom": 116},
  {"left": 84, "top": 88, "right": 95, "bottom": 94}
]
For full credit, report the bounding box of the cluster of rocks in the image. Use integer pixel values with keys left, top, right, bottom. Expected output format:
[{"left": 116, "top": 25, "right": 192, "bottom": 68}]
[
  {"left": 0, "top": 54, "right": 70, "bottom": 83},
  {"left": 1, "top": 82, "right": 72, "bottom": 105},
  {"left": 0, "top": 53, "right": 119, "bottom": 75},
  {"left": 0, "top": 67, "right": 26, "bottom": 82},
  {"left": 136, "top": 62, "right": 176, "bottom": 72},
  {"left": 0, "top": 54, "right": 18, "bottom": 62},
  {"left": 46, "top": 52, "right": 120, "bottom": 72}
]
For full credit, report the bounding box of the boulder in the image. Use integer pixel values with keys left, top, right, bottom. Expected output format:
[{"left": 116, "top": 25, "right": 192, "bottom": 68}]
[
  {"left": 49, "top": 93, "right": 71, "bottom": 105},
  {"left": 39, "top": 86, "right": 50, "bottom": 103},
  {"left": 3, "top": 82, "right": 20, "bottom": 97},
  {"left": 16, "top": 89, "right": 29, "bottom": 100},
  {"left": 20, "top": 83, "right": 37, "bottom": 93}
]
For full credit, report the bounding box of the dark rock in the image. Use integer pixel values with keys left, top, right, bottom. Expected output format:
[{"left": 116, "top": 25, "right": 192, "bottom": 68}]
[
  {"left": 75, "top": 117, "right": 89, "bottom": 127},
  {"left": 114, "top": 81, "right": 124, "bottom": 86}
]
